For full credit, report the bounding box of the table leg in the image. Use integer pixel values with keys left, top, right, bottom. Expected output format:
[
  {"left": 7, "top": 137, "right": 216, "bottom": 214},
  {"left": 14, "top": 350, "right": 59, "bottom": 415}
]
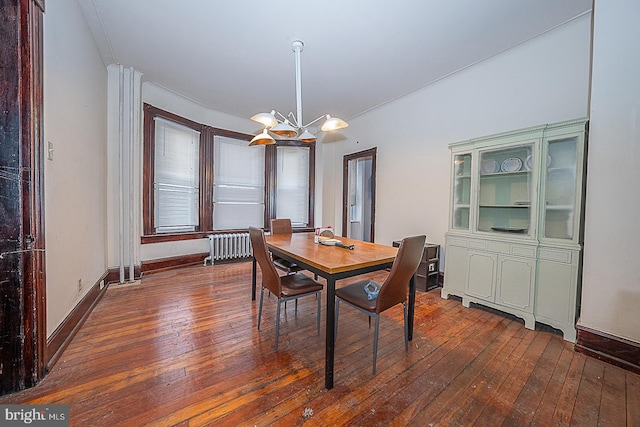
[
  {"left": 408, "top": 274, "right": 416, "bottom": 341},
  {"left": 325, "top": 276, "right": 335, "bottom": 390},
  {"left": 251, "top": 257, "right": 257, "bottom": 301}
]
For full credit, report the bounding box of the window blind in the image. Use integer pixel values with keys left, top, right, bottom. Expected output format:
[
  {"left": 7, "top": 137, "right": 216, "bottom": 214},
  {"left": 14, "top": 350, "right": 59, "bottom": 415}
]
[
  {"left": 276, "top": 145, "right": 310, "bottom": 227},
  {"left": 154, "top": 117, "right": 200, "bottom": 233},
  {"left": 213, "top": 135, "right": 265, "bottom": 229}
]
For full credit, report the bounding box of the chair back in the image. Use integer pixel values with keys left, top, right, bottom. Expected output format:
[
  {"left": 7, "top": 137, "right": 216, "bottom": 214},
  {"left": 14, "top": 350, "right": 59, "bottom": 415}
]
[
  {"left": 249, "top": 227, "right": 281, "bottom": 296},
  {"left": 271, "top": 218, "right": 293, "bottom": 235},
  {"left": 376, "top": 235, "right": 426, "bottom": 313}
]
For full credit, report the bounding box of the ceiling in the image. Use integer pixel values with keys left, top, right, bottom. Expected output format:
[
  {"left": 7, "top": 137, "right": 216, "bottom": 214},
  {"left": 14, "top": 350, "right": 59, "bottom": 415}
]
[{"left": 78, "top": 0, "right": 592, "bottom": 128}]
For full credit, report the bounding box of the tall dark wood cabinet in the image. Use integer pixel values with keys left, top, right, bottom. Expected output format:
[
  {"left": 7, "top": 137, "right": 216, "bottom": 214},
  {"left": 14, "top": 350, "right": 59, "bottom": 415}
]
[{"left": 0, "top": 0, "right": 47, "bottom": 395}]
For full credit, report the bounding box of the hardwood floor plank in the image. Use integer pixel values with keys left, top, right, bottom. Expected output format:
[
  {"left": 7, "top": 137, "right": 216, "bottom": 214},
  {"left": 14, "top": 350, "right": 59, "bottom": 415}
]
[
  {"left": 1, "top": 262, "right": 638, "bottom": 427},
  {"left": 627, "top": 370, "right": 640, "bottom": 426},
  {"left": 403, "top": 318, "right": 523, "bottom": 425},
  {"left": 464, "top": 328, "right": 552, "bottom": 425},
  {"left": 597, "top": 363, "right": 627, "bottom": 426},
  {"left": 569, "top": 356, "right": 604, "bottom": 426},
  {"left": 501, "top": 333, "right": 566, "bottom": 425},
  {"left": 530, "top": 342, "right": 578, "bottom": 426},
  {"left": 552, "top": 351, "right": 587, "bottom": 425}
]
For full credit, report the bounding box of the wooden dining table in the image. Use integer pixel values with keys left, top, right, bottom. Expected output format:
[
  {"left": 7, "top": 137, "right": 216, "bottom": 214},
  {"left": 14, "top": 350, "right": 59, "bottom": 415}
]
[{"left": 251, "top": 232, "right": 417, "bottom": 390}]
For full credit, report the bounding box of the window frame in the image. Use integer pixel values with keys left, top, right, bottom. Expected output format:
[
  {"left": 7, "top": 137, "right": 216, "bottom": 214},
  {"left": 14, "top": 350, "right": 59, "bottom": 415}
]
[{"left": 142, "top": 104, "right": 315, "bottom": 244}]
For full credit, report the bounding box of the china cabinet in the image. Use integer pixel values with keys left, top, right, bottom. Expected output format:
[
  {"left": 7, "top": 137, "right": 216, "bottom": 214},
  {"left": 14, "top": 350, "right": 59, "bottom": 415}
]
[{"left": 442, "top": 118, "right": 587, "bottom": 342}]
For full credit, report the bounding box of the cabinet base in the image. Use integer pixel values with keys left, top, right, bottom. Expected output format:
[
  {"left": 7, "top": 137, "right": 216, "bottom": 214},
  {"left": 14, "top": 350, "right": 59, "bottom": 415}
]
[{"left": 462, "top": 295, "right": 535, "bottom": 330}]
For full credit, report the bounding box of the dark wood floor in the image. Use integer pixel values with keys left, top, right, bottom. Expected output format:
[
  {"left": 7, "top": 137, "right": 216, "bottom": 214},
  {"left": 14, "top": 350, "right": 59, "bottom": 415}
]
[{"left": 2, "top": 262, "right": 639, "bottom": 426}]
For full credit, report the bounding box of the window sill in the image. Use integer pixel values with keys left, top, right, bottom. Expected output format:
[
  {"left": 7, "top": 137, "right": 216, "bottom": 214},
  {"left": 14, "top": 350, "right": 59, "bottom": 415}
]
[{"left": 142, "top": 227, "right": 316, "bottom": 244}]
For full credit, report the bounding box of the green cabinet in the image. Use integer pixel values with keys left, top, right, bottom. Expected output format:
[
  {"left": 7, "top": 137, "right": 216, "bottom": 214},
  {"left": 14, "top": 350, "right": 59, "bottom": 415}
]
[{"left": 442, "top": 118, "right": 587, "bottom": 342}]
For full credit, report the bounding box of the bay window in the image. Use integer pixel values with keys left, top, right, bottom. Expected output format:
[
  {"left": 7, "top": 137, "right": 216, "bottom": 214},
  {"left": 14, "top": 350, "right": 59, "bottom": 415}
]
[{"left": 142, "top": 104, "right": 314, "bottom": 243}]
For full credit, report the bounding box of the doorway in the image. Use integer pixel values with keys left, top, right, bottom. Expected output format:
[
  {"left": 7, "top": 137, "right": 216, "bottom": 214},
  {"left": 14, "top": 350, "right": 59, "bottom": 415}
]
[{"left": 342, "top": 148, "right": 376, "bottom": 241}]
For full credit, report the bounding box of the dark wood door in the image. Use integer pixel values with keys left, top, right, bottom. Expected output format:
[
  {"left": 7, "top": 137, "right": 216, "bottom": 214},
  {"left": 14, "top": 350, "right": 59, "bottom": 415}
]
[
  {"left": 0, "top": 0, "right": 47, "bottom": 395},
  {"left": 342, "top": 148, "right": 376, "bottom": 242}
]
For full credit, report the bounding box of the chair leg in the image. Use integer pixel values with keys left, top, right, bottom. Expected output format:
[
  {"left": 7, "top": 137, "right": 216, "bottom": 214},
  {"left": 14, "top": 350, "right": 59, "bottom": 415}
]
[
  {"left": 373, "top": 315, "right": 380, "bottom": 375},
  {"left": 403, "top": 301, "right": 409, "bottom": 352},
  {"left": 275, "top": 299, "right": 282, "bottom": 352},
  {"left": 295, "top": 298, "right": 298, "bottom": 315},
  {"left": 258, "top": 286, "right": 265, "bottom": 330}
]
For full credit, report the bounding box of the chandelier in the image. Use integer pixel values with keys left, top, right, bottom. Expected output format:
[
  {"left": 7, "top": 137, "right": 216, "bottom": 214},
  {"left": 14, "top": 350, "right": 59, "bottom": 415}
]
[{"left": 249, "top": 40, "right": 348, "bottom": 146}]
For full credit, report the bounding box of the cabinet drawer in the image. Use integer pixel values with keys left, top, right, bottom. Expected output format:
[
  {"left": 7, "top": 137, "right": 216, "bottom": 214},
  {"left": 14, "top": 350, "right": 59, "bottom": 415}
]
[
  {"left": 447, "top": 237, "right": 469, "bottom": 247},
  {"left": 511, "top": 245, "right": 536, "bottom": 258},
  {"left": 469, "top": 240, "right": 487, "bottom": 250},
  {"left": 538, "top": 248, "right": 572, "bottom": 263}
]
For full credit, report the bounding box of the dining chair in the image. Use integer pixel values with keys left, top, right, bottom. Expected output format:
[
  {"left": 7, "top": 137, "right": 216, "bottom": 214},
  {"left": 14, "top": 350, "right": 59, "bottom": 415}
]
[
  {"left": 270, "top": 218, "right": 304, "bottom": 275},
  {"left": 334, "top": 234, "right": 426, "bottom": 374},
  {"left": 249, "top": 226, "right": 323, "bottom": 351}
]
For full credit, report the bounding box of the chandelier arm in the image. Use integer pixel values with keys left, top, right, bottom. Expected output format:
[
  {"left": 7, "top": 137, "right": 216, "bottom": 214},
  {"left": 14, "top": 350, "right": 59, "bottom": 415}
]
[
  {"left": 302, "top": 114, "right": 328, "bottom": 129},
  {"left": 274, "top": 110, "right": 288, "bottom": 123},
  {"left": 287, "top": 111, "right": 300, "bottom": 128}
]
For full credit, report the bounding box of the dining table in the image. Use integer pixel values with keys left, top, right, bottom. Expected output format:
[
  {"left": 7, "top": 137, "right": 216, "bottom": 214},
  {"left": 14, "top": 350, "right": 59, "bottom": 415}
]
[{"left": 251, "top": 232, "right": 418, "bottom": 390}]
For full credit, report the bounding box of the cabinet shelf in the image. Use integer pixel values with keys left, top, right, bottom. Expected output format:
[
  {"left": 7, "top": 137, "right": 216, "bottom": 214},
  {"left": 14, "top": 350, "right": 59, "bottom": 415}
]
[
  {"left": 480, "top": 170, "right": 530, "bottom": 177},
  {"left": 545, "top": 204, "right": 573, "bottom": 211},
  {"left": 479, "top": 204, "right": 530, "bottom": 208}
]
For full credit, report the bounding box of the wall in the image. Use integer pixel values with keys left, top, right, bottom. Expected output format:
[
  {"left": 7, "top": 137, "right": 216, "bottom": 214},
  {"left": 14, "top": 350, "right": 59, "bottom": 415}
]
[
  {"left": 43, "top": 0, "right": 108, "bottom": 335},
  {"left": 324, "top": 14, "right": 592, "bottom": 255},
  {"left": 581, "top": 1, "right": 640, "bottom": 343}
]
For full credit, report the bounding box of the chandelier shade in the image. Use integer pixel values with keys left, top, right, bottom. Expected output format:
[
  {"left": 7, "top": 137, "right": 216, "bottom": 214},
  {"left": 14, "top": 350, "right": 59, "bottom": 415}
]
[
  {"left": 270, "top": 119, "right": 297, "bottom": 138},
  {"left": 298, "top": 128, "right": 317, "bottom": 143},
  {"left": 320, "top": 115, "right": 349, "bottom": 132},
  {"left": 250, "top": 40, "right": 348, "bottom": 145},
  {"left": 250, "top": 111, "right": 278, "bottom": 128},
  {"left": 249, "top": 129, "right": 275, "bottom": 146}
]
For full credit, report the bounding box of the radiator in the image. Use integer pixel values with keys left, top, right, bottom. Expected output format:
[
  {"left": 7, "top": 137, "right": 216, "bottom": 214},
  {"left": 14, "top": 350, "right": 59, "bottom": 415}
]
[{"left": 204, "top": 233, "right": 252, "bottom": 265}]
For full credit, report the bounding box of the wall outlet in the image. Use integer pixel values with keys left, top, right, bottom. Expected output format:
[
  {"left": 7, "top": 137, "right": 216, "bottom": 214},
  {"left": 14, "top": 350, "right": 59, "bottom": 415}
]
[{"left": 99, "top": 279, "right": 105, "bottom": 290}]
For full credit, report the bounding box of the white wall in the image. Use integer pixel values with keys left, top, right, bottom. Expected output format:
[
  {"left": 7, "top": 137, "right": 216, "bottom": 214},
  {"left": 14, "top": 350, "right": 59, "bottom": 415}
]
[
  {"left": 44, "top": 0, "right": 108, "bottom": 335},
  {"left": 581, "top": 1, "right": 640, "bottom": 343},
  {"left": 325, "top": 15, "right": 591, "bottom": 253}
]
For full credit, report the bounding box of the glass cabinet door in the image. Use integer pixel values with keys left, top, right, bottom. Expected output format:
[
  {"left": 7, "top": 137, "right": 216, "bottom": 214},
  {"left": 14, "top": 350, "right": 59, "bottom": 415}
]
[
  {"left": 542, "top": 136, "right": 578, "bottom": 240},
  {"left": 477, "top": 144, "right": 534, "bottom": 236},
  {"left": 451, "top": 153, "right": 472, "bottom": 230}
]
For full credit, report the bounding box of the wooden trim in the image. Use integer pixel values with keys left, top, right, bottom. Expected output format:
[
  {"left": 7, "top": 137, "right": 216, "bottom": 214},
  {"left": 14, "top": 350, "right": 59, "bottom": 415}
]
[
  {"left": 140, "top": 252, "right": 210, "bottom": 275},
  {"left": 46, "top": 273, "right": 109, "bottom": 371},
  {"left": 104, "top": 265, "right": 142, "bottom": 284},
  {"left": 342, "top": 147, "right": 377, "bottom": 241},
  {"left": 0, "top": 0, "right": 46, "bottom": 395},
  {"left": 575, "top": 324, "right": 640, "bottom": 375}
]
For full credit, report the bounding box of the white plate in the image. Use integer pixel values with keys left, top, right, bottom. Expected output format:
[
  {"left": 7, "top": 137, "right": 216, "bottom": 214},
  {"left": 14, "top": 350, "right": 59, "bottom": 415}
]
[
  {"left": 501, "top": 157, "right": 522, "bottom": 172},
  {"left": 524, "top": 154, "right": 551, "bottom": 171},
  {"left": 524, "top": 155, "right": 533, "bottom": 171},
  {"left": 319, "top": 238, "right": 341, "bottom": 246},
  {"left": 481, "top": 159, "right": 499, "bottom": 174}
]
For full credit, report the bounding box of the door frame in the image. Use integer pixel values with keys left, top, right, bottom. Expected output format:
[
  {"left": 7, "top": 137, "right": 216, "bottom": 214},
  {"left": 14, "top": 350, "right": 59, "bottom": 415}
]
[{"left": 342, "top": 147, "right": 377, "bottom": 241}]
